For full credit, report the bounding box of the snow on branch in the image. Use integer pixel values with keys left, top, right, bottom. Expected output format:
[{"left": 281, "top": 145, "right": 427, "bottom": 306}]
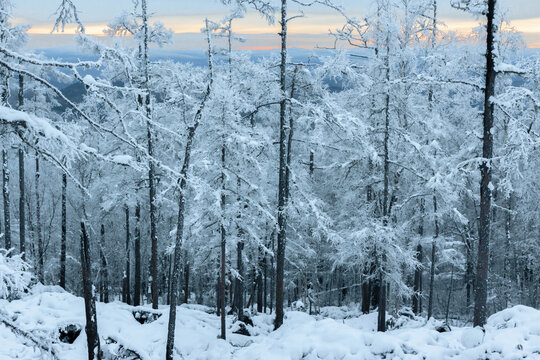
[
  {"left": 0, "top": 106, "right": 71, "bottom": 145},
  {"left": 52, "top": 0, "right": 85, "bottom": 34}
]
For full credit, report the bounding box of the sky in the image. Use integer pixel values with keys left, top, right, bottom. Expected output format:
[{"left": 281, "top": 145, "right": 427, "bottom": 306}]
[{"left": 11, "top": 0, "right": 540, "bottom": 50}]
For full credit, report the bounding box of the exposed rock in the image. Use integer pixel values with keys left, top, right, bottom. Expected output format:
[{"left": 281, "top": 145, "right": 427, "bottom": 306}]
[
  {"left": 435, "top": 323, "right": 452, "bottom": 333},
  {"left": 238, "top": 313, "right": 254, "bottom": 327},
  {"left": 58, "top": 324, "right": 81, "bottom": 344},
  {"left": 132, "top": 310, "right": 161, "bottom": 324},
  {"left": 232, "top": 322, "right": 251, "bottom": 336}
]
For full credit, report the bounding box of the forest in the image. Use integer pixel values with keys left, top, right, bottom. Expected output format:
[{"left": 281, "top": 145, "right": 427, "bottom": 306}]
[{"left": 0, "top": 0, "right": 539, "bottom": 359}]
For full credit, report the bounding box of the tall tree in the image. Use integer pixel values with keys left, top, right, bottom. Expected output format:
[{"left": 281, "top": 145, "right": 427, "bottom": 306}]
[
  {"left": 274, "top": 0, "right": 289, "bottom": 331},
  {"left": 165, "top": 19, "right": 214, "bottom": 360},
  {"left": 474, "top": 0, "right": 497, "bottom": 327},
  {"left": 18, "top": 74, "right": 25, "bottom": 260},
  {"left": 80, "top": 222, "right": 101, "bottom": 360},
  {"left": 59, "top": 173, "right": 66, "bottom": 288}
]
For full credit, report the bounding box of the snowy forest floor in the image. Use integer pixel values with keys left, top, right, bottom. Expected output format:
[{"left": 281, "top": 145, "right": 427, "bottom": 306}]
[{"left": 1, "top": 286, "right": 540, "bottom": 360}]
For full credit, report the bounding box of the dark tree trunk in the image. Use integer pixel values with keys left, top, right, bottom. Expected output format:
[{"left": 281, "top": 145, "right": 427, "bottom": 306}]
[
  {"left": 270, "top": 232, "right": 275, "bottom": 314},
  {"left": 18, "top": 75, "right": 25, "bottom": 260},
  {"left": 263, "top": 252, "right": 268, "bottom": 313},
  {"left": 412, "top": 199, "right": 424, "bottom": 315},
  {"left": 474, "top": 0, "right": 497, "bottom": 328},
  {"left": 80, "top": 222, "right": 101, "bottom": 360},
  {"left": 428, "top": 196, "right": 438, "bottom": 319},
  {"left": 165, "top": 44, "right": 212, "bottom": 353},
  {"left": 138, "top": 0, "right": 158, "bottom": 311},
  {"left": 274, "top": 0, "right": 289, "bottom": 331},
  {"left": 122, "top": 206, "right": 131, "bottom": 304},
  {"left": 99, "top": 224, "right": 109, "bottom": 303},
  {"left": 59, "top": 173, "right": 66, "bottom": 288},
  {"left": 257, "top": 249, "right": 263, "bottom": 313},
  {"left": 2, "top": 146, "right": 11, "bottom": 251},
  {"left": 219, "top": 137, "right": 226, "bottom": 339},
  {"left": 377, "top": 47, "right": 391, "bottom": 333},
  {"left": 503, "top": 195, "right": 512, "bottom": 307},
  {"left": 234, "top": 240, "right": 244, "bottom": 316},
  {"left": 165, "top": 128, "right": 196, "bottom": 360},
  {"left": 183, "top": 260, "right": 190, "bottom": 304},
  {"left": 465, "top": 232, "right": 473, "bottom": 310},
  {"left": 35, "top": 152, "right": 43, "bottom": 282},
  {"left": 134, "top": 202, "right": 141, "bottom": 306}
]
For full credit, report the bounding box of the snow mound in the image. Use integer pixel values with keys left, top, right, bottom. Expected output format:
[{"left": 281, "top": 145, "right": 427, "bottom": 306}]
[{"left": 461, "top": 327, "right": 484, "bottom": 348}]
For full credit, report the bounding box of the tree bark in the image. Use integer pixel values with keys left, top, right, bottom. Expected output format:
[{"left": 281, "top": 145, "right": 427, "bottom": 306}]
[
  {"left": 18, "top": 75, "right": 25, "bottom": 260},
  {"left": 427, "top": 196, "right": 438, "bottom": 319},
  {"left": 257, "top": 248, "right": 263, "bottom": 313},
  {"left": 134, "top": 202, "right": 141, "bottom": 306},
  {"left": 166, "top": 21, "right": 213, "bottom": 356},
  {"left": 35, "top": 152, "right": 43, "bottom": 282},
  {"left": 219, "top": 143, "right": 226, "bottom": 339},
  {"left": 99, "top": 224, "right": 109, "bottom": 303},
  {"left": 474, "top": 0, "right": 497, "bottom": 328},
  {"left": 234, "top": 240, "right": 244, "bottom": 316},
  {"left": 274, "top": 0, "right": 289, "bottom": 331},
  {"left": 80, "top": 222, "right": 101, "bottom": 360},
  {"left": 413, "top": 199, "right": 424, "bottom": 315},
  {"left": 2, "top": 146, "right": 11, "bottom": 251},
  {"left": 59, "top": 173, "right": 66, "bottom": 288},
  {"left": 378, "top": 35, "right": 391, "bottom": 332},
  {"left": 138, "top": 0, "right": 158, "bottom": 310},
  {"left": 123, "top": 206, "right": 131, "bottom": 304}
]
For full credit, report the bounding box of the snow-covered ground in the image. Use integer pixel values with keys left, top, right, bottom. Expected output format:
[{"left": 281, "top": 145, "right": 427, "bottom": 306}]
[{"left": 1, "top": 286, "right": 540, "bottom": 360}]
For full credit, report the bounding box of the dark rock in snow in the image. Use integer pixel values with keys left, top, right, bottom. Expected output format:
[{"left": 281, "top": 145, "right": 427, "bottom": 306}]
[
  {"left": 233, "top": 322, "right": 251, "bottom": 336},
  {"left": 59, "top": 324, "right": 82, "bottom": 344},
  {"left": 436, "top": 323, "right": 452, "bottom": 333},
  {"left": 133, "top": 310, "right": 162, "bottom": 324},
  {"left": 238, "top": 313, "right": 254, "bottom": 327}
]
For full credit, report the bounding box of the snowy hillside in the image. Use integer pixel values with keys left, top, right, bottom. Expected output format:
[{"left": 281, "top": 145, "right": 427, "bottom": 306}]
[{"left": 1, "top": 287, "right": 539, "bottom": 360}]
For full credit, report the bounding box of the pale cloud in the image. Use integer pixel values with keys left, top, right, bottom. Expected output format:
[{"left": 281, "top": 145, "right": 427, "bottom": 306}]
[{"left": 11, "top": 1, "right": 540, "bottom": 49}]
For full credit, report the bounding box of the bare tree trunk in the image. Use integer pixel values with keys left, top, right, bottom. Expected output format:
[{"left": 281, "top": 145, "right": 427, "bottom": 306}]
[
  {"left": 137, "top": 0, "right": 159, "bottom": 310},
  {"left": 503, "top": 195, "right": 512, "bottom": 308},
  {"left": 257, "top": 248, "right": 263, "bottom": 313},
  {"left": 378, "top": 37, "right": 391, "bottom": 332},
  {"left": 428, "top": 196, "right": 439, "bottom": 319},
  {"left": 274, "top": 0, "right": 289, "bottom": 331},
  {"left": 18, "top": 75, "right": 25, "bottom": 260},
  {"left": 134, "top": 202, "right": 141, "bottom": 306},
  {"left": 219, "top": 143, "right": 226, "bottom": 339},
  {"left": 122, "top": 206, "right": 131, "bottom": 304},
  {"left": 99, "top": 224, "right": 109, "bottom": 303},
  {"left": 413, "top": 199, "right": 424, "bottom": 315},
  {"left": 2, "top": 146, "right": 11, "bottom": 251},
  {"left": 166, "top": 20, "right": 213, "bottom": 358},
  {"left": 35, "top": 152, "right": 43, "bottom": 282},
  {"left": 234, "top": 240, "right": 244, "bottom": 316},
  {"left": 445, "top": 265, "right": 454, "bottom": 323},
  {"left": 59, "top": 173, "right": 66, "bottom": 288},
  {"left": 165, "top": 127, "right": 197, "bottom": 360},
  {"left": 263, "top": 251, "right": 268, "bottom": 313},
  {"left": 474, "top": 0, "right": 497, "bottom": 328},
  {"left": 270, "top": 232, "right": 275, "bottom": 314},
  {"left": 80, "top": 222, "right": 101, "bottom": 360},
  {"left": 183, "top": 260, "right": 190, "bottom": 304}
]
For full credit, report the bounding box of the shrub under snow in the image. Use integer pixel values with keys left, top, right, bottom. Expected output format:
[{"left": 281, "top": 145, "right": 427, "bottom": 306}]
[{"left": 0, "top": 249, "right": 32, "bottom": 300}]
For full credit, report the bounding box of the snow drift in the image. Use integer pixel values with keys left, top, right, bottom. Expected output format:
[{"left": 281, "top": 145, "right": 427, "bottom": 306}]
[{"left": 0, "top": 287, "right": 539, "bottom": 359}]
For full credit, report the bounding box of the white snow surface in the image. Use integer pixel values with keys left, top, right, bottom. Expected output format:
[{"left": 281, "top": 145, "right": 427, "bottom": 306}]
[{"left": 0, "top": 287, "right": 540, "bottom": 359}]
